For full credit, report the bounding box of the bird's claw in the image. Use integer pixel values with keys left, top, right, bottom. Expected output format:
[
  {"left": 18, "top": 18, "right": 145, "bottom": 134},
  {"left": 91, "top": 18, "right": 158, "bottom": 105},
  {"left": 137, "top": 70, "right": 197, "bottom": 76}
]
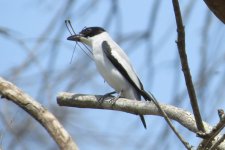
[
  {"left": 98, "top": 91, "right": 116, "bottom": 103},
  {"left": 109, "top": 96, "right": 119, "bottom": 104},
  {"left": 109, "top": 91, "right": 122, "bottom": 104}
]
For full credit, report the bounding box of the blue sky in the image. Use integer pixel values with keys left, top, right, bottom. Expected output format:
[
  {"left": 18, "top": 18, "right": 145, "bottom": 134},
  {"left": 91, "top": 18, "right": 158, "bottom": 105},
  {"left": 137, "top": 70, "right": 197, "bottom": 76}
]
[{"left": 1, "top": 0, "right": 225, "bottom": 150}]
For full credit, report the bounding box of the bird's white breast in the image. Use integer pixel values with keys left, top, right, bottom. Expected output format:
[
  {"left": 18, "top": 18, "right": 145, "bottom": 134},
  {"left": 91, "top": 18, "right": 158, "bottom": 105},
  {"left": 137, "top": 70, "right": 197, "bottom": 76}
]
[{"left": 90, "top": 32, "right": 141, "bottom": 99}]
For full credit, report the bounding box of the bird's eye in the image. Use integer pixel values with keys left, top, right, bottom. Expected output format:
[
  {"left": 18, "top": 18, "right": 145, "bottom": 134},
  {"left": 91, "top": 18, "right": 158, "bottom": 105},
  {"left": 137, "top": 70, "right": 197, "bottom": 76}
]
[
  {"left": 80, "top": 27, "right": 92, "bottom": 37},
  {"left": 81, "top": 28, "right": 91, "bottom": 37},
  {"left": 85, "top": 28, "right": 91, "bottom": 33}
]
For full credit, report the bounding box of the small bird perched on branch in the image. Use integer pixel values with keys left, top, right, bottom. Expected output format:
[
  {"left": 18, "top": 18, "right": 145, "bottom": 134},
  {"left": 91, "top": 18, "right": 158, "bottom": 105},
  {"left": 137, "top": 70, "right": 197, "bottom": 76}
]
[{"left": 67, "top": 25, "right": 154, "bottom": 129}]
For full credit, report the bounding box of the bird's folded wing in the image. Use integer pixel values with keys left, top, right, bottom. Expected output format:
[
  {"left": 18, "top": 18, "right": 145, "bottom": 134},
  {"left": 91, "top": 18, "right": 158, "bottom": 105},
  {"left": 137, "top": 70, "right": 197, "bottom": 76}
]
[{"left": 102, "top": 41, "right": 143, "bottom": 92}]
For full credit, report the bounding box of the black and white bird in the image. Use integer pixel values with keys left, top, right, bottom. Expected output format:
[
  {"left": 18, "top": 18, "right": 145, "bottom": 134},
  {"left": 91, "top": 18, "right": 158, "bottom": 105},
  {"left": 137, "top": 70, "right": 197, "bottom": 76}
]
[{"left": 67, "top": 27, "right": 153, "bottom": 129}]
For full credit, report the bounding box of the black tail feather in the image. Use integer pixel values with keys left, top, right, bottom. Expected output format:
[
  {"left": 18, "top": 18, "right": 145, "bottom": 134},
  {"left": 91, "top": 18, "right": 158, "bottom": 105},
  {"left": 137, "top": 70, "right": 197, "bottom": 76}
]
[
  {"left": 140, "top": 90, "right": 154, "bottom": 101},
  {"left": 139, "top": 115, "right": 147, "bottom": 129}
]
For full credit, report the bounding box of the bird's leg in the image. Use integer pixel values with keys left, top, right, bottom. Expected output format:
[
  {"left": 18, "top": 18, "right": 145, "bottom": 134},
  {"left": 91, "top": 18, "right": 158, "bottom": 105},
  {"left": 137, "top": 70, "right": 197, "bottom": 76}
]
[
  {"left": 98, "top": 91, "right": 117, "bottom": 103},
  {"left": 109, "top": 91, "right": 122, "bottom": 104}
]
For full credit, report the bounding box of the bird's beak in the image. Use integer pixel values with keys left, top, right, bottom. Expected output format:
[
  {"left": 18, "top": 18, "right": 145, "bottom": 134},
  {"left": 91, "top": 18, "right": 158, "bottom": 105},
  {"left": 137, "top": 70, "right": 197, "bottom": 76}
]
[
  {"left": 67, "top": 34, "right": 83, "bottom": 42},
  {"left": 67, "top": 33, "right": 91, "bottom": 46}
]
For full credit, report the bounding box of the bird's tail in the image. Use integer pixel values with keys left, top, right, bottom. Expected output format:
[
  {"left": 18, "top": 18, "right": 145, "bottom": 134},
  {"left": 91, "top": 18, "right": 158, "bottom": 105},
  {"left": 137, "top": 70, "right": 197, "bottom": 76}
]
[
  {"left": 139, "top": 89, "right": 154, "bottom": 101},
  {"left": 129, "top": 90, "right": 148, "bottom": 129},
  {"left": 139, "top": 115, "right": 147, "bottom": 129}
]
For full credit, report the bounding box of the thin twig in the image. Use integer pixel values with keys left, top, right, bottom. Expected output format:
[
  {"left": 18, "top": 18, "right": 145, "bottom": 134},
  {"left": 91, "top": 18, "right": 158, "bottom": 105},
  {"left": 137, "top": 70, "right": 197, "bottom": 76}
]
[{"left": 172, "top": 0, "right": 205, "bottom": 132}]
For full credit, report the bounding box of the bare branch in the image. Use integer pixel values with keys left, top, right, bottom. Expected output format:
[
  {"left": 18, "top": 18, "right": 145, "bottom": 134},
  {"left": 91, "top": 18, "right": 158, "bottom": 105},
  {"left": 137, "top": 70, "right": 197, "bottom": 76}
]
[
  {"left": 57, "top": 92, "right": 210, "bottom": 133},
  {"left": 172, "top": 0, "right": 205, "bottom": 132},
  {"left": 0, "top": 77, "right": 78, "bottom": 150},
  {"left": 57, "top": 92, "right": 225, "bottom": 149}
]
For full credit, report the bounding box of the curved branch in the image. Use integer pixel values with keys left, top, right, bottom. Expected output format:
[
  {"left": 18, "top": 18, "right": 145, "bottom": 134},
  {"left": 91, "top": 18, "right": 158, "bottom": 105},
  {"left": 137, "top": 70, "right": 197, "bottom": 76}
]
[{"left": 0, "top": 77, "right": 78, "bottom": 150}]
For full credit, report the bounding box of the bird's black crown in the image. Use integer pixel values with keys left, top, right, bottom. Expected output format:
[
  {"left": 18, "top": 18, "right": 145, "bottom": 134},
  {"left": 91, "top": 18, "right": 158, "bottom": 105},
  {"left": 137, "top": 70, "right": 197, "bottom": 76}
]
[{"left": 80, "top": 27, "right": 105, "bottom": 37}]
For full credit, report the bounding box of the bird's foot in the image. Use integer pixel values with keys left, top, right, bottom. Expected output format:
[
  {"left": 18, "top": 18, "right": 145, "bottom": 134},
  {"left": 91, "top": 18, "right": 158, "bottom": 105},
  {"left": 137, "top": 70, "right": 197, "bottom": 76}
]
[
  {"left": 98, "top": 91, "right": 117, "bottom": 103},
  {"left": 109, "top": 91, "right": 122, "bottom": 104},
  {"left": 109, "top": 96, "right": 119, "bottom": 104}
]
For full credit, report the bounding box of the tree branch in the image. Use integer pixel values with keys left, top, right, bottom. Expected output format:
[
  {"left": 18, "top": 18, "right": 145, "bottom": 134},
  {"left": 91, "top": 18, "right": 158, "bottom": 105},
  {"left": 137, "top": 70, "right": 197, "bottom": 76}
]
[
  {"left": 57, "top": 92, "right": 209, "bottom": 133},
  {"left": 57, "top": 92, "right": 225, "bottom": 149},
  {"left": 0, "top": 77, "right": 78, "bottom": 150},
  {"left": 172, "top": 0, "right": 205, "bottom": 132}
]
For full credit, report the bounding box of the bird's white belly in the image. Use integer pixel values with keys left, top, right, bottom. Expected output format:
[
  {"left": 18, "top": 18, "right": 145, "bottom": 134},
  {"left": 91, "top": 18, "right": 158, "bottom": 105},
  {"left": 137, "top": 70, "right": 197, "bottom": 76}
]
[{"left": 93, "top": 49, "right": 129, "bottom": 93}]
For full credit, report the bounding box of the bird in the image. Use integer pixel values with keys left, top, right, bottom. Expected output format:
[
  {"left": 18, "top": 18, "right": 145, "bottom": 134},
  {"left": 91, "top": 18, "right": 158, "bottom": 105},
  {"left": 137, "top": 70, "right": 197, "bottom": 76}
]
[{"left": 67, "top": 26, "right": 154, "bottom": 129}]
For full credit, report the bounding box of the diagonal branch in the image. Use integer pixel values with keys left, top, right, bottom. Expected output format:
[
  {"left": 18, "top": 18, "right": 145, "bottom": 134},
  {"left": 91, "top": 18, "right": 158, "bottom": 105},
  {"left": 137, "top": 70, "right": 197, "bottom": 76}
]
[
  {"left": 172, "top": 0, "right": 205, "bottom": 132},
  {"left": 0, "top": 77, "right": 78, "bottom": 150}
]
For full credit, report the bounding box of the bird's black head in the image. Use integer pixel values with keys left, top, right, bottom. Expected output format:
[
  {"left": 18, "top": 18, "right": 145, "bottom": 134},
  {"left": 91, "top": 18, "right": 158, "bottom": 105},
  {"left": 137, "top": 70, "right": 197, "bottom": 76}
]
[
  {"left": 67, "top": 26, "right": 106, "bottom": 45},
  {"left": 79, "top": 27, "right": 105, "bottom": 38}
]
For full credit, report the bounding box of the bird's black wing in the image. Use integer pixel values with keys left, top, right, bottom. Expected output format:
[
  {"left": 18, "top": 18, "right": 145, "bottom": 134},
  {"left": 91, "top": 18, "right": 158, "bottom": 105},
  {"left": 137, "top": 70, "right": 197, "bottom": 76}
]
[
  {"left": 102, "top": 41, "right": 153, "bottom": 101},
  {"left": 102, "top": 41, "right": 143, "bottom": 91},
  {"left": 102, "top": 41, "right": 142, "bottom": 91},
  {"left": 102, "top": 41, "right": 148, "bottom": 128}
]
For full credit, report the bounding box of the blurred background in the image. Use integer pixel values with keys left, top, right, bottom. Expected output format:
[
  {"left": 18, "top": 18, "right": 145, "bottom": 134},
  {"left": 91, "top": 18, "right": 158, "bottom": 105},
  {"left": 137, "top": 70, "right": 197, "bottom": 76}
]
[{"left": 0, "top": 0, "right": 225, "bottom": 149}]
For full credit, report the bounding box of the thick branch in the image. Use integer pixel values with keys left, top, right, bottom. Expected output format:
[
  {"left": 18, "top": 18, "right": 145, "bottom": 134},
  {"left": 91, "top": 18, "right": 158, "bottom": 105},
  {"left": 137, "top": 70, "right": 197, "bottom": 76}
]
[
  {"left": 57, "top": 92, "right": 225, "bottom": 149},
  {"left": 57, "top": 92, "right": 208, "bottom": 133},
  {"left": 0, "top": 77, "right": 78, "bottom": 150},
  {"left": 172, "top": 0, "right": 205, "bottom": 132}
]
